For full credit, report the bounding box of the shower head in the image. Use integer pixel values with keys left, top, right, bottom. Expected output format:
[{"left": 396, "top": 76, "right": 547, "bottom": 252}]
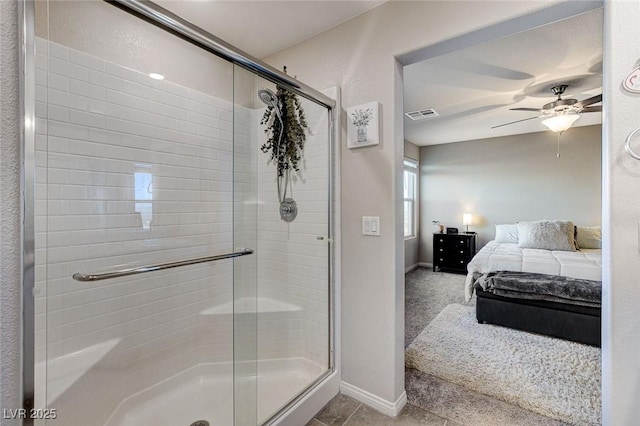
[
  {"left": 258, "top": 88, "right": 279, "bottom": 109},
  {"left": 258, "top": 88, "right": 282, "bottom": 122}
]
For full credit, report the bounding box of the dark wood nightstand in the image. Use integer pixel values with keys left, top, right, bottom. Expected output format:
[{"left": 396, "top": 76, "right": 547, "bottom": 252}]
[{"left": 433, "top": 233, "right": 477, "bottom": 274}]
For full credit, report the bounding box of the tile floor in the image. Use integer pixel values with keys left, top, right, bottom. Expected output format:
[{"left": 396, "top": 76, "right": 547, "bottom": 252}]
[{"left": 306, "top": 394, "right": 460, "bottom": 426}]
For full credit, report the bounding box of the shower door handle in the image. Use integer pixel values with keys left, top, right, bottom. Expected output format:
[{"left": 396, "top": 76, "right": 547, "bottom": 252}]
[{"left": 72, "top": 248, "right": 254, "bottom": 282}]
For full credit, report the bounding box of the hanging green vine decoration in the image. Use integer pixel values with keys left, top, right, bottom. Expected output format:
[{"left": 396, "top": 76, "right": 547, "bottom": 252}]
[{"left": 260, "top": 85, "right": 309, "bottom": 178}]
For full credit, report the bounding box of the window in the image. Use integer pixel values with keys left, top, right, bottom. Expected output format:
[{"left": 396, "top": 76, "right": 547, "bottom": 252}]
[
  {"left": 404, "top": 158, "right": 418, "bottom": 238},
  {"left": 134, "top": 166, "right": 153, "bottom": 230}
]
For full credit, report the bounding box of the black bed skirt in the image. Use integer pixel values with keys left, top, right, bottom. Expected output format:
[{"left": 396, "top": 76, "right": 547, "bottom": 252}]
[{"left": 476, "top": 289, "right": 601, "bottom": 347}]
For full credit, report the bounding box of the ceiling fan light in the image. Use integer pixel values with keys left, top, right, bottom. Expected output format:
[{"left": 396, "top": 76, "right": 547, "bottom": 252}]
[{"left": 541, "top": 112, "right": 580, "bottom": 133}]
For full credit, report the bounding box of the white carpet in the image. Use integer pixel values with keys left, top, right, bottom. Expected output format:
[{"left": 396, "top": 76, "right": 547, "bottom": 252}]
[{"left": 406, "top": 304, "right": 601, "bottom": 425}]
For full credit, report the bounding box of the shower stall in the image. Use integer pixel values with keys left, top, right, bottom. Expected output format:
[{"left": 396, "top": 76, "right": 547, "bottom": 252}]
[{"left": 24, "top": 1, "right": 336, "bottom": 425}]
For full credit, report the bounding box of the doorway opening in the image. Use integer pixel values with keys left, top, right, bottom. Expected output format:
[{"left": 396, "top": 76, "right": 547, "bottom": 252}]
[{"left": 401, "top": 5, "right": 603, "bottom": 425}]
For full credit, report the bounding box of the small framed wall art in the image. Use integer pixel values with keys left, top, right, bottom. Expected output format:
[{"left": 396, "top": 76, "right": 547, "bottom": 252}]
[{"left": 347, "top": 101, "right": 380, "bottom": 148}]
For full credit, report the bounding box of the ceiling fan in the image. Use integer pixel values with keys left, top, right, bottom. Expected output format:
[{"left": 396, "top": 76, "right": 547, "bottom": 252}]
[{"left": 492, "top": 84, "right": 602, "bottom": 131}]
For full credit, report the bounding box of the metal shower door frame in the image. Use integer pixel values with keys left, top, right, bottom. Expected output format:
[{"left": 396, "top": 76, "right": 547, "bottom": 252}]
[
  {"left": 20, "top": 0, "right": 337, "bottom": 424},
  {"left": 20, "top": 0, "right": 36, "bottom": 423}
]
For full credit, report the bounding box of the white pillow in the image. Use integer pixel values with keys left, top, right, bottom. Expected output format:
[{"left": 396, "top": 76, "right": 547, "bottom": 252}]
[
  {"left": 495, "top": 224, "right": 518, "bottom": 243},
  {"left": 517, "top": 220, "right": 577, "bottom": 251},
  {"left": 576, "top": 226, "right": 601, "bottom": 249}
]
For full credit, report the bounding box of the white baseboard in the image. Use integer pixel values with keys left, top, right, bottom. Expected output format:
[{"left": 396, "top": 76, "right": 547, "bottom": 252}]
[
  {"left": 339, "top": 381, "right": 407, "bottom": 417},
  {"left": 404, "top": 262, "right": 433, "bottom": 273},
  {"left": 404, "top": 263, "right": 419, "bottom": 273}
]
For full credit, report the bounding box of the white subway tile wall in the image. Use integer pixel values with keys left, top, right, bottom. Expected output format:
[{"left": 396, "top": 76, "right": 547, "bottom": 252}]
[
  {"left": 35, "top": 38, "right": 237, "bottom": 424},
  {"left": 34, "top": 39, "right": 330, "bottom": 424},
  {"left": 256, "top": 99, "right": 330, "bottom": 369}
]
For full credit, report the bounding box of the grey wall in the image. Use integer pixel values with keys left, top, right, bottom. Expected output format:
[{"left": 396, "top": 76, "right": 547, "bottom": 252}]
[
  {"left": 0, "top": 0, "right": 23, "bottom": 422},
  {"left": 265, "top": 0, "right": 549, "bottom": 406},
  {"left": 404, "top": 140, "right": 420, "bottom": 271},
  {"left": 418, "top": 125, "right": 602, "bottom": 265},
  {"left": 35, "top": 0, "right": 234, "bottom": 101}
]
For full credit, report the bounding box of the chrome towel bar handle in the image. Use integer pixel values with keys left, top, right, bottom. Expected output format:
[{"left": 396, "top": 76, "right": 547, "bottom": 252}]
[
  {"left": 316, "top": 236, "right": 333, "bottom": 243},
  {"left": 72, "top": 248, "right": 254, "bottom": 282}
]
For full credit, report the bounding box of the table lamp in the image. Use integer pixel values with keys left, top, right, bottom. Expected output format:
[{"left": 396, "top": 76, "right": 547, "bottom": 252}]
[{"left": 463, "top": 213, "right": 473, "bottom": 233}]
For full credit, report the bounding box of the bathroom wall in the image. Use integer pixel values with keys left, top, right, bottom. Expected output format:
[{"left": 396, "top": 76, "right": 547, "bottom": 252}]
[
  {"left": 35, "top": 0, "right": 232, "bottom": 101},
  {"left": 265, "top": 0, "right": 551, "bottom": 407},
  {"left": 0, "top": 0, "right": 22, "bottom": 421},
  {"left": 602, "top": 2, "right": 640, "bottom": 423}
]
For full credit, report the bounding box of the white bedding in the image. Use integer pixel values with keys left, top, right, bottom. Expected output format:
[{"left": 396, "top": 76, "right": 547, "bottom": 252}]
[{"left": 465, "top": 240, "right": 602, "bottom": 301}]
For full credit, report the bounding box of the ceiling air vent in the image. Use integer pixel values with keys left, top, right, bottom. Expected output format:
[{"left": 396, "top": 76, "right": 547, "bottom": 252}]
[{"left": 404, "top": 108, "right": 439, "bottom": 121}]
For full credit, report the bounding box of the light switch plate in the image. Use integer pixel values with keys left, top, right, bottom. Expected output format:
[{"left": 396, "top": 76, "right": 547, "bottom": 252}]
[{"left": 362, "top": 216, "right": 380, "bottom": 236}]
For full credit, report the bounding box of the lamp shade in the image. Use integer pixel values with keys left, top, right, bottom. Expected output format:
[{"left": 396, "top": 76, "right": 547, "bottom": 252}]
[
  {"left": 541, "top": 112, "right": 580, "bottom": 133},
  {"left": 462, "top": 213, "right": 473, "bottom": 226}
]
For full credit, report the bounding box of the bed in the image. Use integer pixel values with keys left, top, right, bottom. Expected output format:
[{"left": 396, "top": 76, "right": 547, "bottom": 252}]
[
  {"left": 466, "top": 223, "right": 602, "bottom": 346},
  {"left": 465, "top": 241, "right": 602, "bottom": 301}
]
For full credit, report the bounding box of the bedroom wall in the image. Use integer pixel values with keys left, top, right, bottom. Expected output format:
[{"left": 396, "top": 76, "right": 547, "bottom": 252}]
[
  {"left": 404, "top": 140, "right": 420, "bottom": 272},
  {"left": 418, "top": 124, "right": 602, "bottom": 266}
]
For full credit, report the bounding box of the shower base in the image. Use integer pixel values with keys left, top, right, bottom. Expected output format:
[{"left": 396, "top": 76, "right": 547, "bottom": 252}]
[{"left": 105, "top": 357, "right": 325, "bottom": 426}]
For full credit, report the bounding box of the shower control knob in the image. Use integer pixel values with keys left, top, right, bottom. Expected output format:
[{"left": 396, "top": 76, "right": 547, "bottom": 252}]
[{"left": 279, "top": 198, "right": 298, "bottom": 223}]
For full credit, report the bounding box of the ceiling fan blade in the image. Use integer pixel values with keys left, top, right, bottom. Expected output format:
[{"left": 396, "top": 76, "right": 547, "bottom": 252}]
[
  {"left": 581, "top": 106, "right": 602, "bottom": 113},
  {"left": 574, "top": 94, "right": 602, "bottom": 108},
  {"left": 509, "top": 108, "right": 542, "bottom": 112},
  {"left": 491, "top": 116, "right": 541, "bottom": 129}
]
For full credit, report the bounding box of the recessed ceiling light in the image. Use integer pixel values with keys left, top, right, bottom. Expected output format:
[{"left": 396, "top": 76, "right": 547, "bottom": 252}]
[{"left": 148, "top": 73, "right": 164, "bottom": 80}]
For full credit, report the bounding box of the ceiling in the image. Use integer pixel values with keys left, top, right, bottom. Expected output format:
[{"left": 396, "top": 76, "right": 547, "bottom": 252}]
[
  {"left": 404, "top": 8, "right": 603, "bottom": 146},
  {"left": 156, "top": 0, "right": 386, "bottom": 59}
]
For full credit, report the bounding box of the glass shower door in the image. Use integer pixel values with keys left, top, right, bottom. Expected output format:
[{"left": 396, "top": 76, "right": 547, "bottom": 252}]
[
  {"left": 34, "top": 1, "right": 241, "bottom": 424},
  {"left": 233, "top": 67, "right": 332, "bottom": 424},
  {"left": 32, "top": 1, "right": 331, "bottom": 425}
]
